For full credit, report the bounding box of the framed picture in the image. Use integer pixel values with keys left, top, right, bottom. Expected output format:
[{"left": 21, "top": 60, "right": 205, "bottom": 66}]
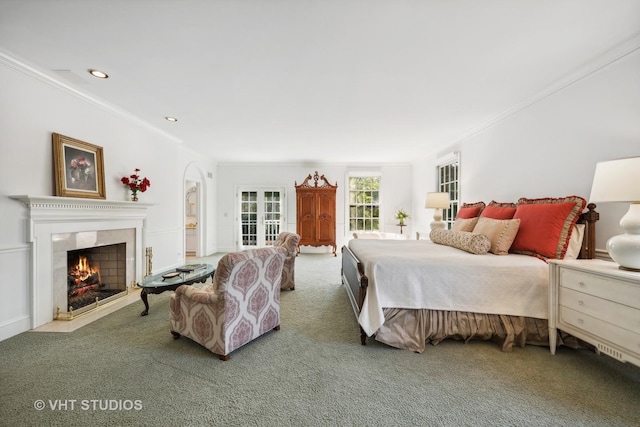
[{"left": 52, "top": 133, "right": 106, "bottom": 199}]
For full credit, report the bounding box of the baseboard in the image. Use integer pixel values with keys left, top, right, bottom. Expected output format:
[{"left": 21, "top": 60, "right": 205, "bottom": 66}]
[{"left": 0, "top": 315, "right": 31, "bottom": 342}]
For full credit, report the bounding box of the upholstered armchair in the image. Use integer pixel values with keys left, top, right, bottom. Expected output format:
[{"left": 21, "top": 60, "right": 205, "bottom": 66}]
[
  {"left": 272, "top": 232, "right": 300, "bottom": 290},
  {"left": 169, "top": 247, "right": 286, "bottom": 361}
]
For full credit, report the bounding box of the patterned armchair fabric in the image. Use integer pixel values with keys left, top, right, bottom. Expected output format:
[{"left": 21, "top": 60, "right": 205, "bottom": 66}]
[
  {"left": 169, "top": 247, "right": 286, "bottom": 360},
  {"left": 272, "top": 232, "right": 301, "bottom": 290}
]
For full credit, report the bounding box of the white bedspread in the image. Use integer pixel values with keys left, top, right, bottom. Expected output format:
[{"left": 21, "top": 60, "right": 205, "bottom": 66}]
[{"left": 348, "top": 239, "right": 549, "bottom": 336}]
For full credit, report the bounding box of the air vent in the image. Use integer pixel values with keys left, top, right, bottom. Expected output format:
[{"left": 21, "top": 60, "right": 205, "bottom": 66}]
[
  {"left": 52, "top": 70, "right": 89, "bottom": 85},
  {"left": 597, "top": 343, "right": 623, "bottom": 361}
]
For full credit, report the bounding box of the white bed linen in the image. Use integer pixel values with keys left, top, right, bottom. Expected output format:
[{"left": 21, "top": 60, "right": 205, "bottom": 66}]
[{"left": 348, "top": 239, "right": 549, "bottom": 336}]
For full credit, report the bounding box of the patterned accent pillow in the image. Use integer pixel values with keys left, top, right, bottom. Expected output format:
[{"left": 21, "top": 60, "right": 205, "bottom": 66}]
[
  {"left": 456, "top": 201, "right": 486, "bottom": 219},
  {"left": 451, "top": 217, "right": 479, "bottom": 232},
  {"left": 480, "top": 201, "right": 517, "bottom": 219},
  {"left": 472, "top": 217, "right": 520, "bottom": 255},
  {"left": 429, "top": 229, "right": 491, "bottom": 255},
  {"left": 510, "top": 196, "right": 587, "bottom": 259}
]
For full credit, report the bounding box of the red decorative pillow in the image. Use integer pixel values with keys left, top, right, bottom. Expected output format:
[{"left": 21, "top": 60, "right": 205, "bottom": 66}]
[
  {"left": 481, "top": 201, "right": 517, "bottom": 220},
  {"left": 510, "top": 196, "right": 587, "bottom": 259},
  {"left": 456, "top": 201, "right": 485, "bottom": 219}
]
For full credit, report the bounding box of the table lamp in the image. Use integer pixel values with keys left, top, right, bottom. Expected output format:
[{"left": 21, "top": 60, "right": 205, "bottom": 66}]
[
  {"left": 588, "top": 156, "right": 640, "bottom": 271},
  {"left": 425, "top": 192, "right": 450, "bottom": 231}
]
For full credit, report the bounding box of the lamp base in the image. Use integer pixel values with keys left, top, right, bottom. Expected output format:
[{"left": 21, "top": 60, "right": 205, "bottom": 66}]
[
  {"left": 606, "top": 203, "right": 640, "bottom": 271},
  {"left": 429, "top": 208, "right": 446, "bottom": 231}
]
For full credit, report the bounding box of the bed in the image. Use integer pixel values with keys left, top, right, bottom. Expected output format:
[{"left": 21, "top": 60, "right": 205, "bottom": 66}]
[{"left": 341, "top": 200, "right": 599, "bottom": 353}]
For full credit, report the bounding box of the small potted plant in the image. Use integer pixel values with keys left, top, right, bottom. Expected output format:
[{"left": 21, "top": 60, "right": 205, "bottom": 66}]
[{"left": 395, "top": 208, "right": 410, "bottom": 226}]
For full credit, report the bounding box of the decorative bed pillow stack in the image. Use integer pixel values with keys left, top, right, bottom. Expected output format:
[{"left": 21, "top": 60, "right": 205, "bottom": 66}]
[{"left": 443, "top": 196, "right": 587, "bottom": 259}]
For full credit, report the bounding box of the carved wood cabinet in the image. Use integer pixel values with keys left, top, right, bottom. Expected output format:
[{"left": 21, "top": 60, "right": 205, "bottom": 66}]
[{"left": 295, "top": 171, "right": 338, "bottom": 256}]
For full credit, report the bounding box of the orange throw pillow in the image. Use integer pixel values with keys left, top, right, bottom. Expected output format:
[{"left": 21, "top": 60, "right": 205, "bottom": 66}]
[
  {"left": 510, "top": 196, "right": 586, "bottom": 259},
  {"left": 456, "top": 202, "right": 485, "bottom": 219},
  {"left": 481, "top": 204, "right": 517, "bottom": 220}
]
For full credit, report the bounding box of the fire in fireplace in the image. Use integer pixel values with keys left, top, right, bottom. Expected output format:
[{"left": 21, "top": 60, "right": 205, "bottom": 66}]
[{"left": 67, "top": 243, "right": 127, "bottom": 311}]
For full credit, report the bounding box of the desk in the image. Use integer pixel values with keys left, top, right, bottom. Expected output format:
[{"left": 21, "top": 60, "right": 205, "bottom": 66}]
[{"left": 138, "top": 264, "right": 215, "bottom": 316}]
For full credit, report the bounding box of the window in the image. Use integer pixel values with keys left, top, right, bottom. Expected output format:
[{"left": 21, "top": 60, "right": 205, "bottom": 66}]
[
  {"left": 348, "top": 175, "right": 380, "bottom": 231},
  {"left": 437, "top": 153, "right": 460, "bottom": 230}
]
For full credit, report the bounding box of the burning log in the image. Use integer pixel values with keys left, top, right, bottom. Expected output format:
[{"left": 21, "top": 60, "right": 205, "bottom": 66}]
[
  {"left": 68, "top": 255, "right": 102, "bottom": 298},
  {"left": 69, "top": 283, "right": 99, "bottom": 297}
]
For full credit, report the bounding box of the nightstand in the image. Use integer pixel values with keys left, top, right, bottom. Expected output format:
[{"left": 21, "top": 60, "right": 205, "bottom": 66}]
[{"left": 548, "top": 259, "right": 640, "bottom": 368}]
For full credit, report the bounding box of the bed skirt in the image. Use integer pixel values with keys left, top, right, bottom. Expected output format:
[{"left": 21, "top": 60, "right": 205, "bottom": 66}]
[{"left": 374, "top": 309, "right": 569, "bottom": 353}]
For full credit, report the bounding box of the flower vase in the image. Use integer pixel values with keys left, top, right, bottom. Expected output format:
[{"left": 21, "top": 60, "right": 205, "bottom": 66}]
[{"left": 131, "top": 192, "right": 138, "bottom": 202}]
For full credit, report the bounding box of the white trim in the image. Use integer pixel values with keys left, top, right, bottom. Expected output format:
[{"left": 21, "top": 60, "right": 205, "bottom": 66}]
[
  {"left": 0, "top": 48, "right": 183, "bottom": 145},
  {"left": 450, "top": 32, "right": 640, "bottom": 145},
  {"left": 435, "top": 152, "right": 459, "bottom": 167}
]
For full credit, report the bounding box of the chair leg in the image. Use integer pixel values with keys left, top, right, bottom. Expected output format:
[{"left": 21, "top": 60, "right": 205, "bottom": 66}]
[
  {"left": 171, "top": 331, "right": 181, "bottom": 339},
  {"left": 219, "top": 354, "right": 230, "bottom": 361},
  {"left": 274, "top": 325, "right": 280, "bottom": 331}
]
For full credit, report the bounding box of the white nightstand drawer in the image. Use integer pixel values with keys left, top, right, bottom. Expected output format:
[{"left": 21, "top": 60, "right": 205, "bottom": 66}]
[
  {"left": 560, "top": 306, "right": 640, "bottom": 356},
  {"left": 560, "top": 287, "right": 640, "bottom": 332},
  {"left": 560, "top": 268, "right": 640, "bottom": 309}
]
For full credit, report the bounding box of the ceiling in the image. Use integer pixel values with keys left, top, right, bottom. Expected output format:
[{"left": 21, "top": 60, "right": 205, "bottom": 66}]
[{"left": 1, "top": 1, "right": 639, "bottom": 163}]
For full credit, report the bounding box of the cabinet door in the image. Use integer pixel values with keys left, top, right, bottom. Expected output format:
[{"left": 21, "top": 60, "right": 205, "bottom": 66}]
[
  {"left": 317, "top": 192, "right": 335, "bottom": 243},
  {"left": 297, "top": 192, "right": 316, "bottom": 243}
]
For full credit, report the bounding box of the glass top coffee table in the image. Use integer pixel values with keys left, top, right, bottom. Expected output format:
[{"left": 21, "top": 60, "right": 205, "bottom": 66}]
[{"left": 138, "top": 263, "right": 215, "bottom": 316}]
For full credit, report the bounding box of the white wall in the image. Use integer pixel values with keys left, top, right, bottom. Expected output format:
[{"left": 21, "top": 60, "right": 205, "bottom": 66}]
[
  {"left": 216, "top": 163, "right": 413, "bottom": 252},
  {"left": 413, "top": 47, "right": 640, "bottom": 251},
  {"left": 0, "top": 58, "right": 217, "bottom": 340}
]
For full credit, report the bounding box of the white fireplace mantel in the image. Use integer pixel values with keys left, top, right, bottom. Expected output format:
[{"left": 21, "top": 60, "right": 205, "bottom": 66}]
[{"left": 10, "top": 195, "right": 150, "bottom": 328}]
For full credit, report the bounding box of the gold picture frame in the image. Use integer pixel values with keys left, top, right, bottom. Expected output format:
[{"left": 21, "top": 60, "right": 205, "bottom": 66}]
[{"left": 52, "top": 133, "right": 106, "bottom": 199}]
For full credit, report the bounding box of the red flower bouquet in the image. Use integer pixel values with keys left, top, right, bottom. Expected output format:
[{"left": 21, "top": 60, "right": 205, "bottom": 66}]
[{"left": 121, "top": 168, "right": 151, "bottom": 201}]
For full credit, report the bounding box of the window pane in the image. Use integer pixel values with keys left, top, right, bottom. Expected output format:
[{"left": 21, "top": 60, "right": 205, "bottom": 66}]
[{"left": 348, "top": 175, "right": 381, "bottom": 231}]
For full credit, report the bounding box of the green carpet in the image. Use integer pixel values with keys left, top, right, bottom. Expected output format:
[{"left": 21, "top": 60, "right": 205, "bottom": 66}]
[{"left": 0, "top": 253, "right": 639, "bottom": 426}]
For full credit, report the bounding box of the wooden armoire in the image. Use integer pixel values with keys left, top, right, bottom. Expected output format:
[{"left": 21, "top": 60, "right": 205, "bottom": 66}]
[{"left": 295, "top": 171, "right": 338, "bottom": 256}]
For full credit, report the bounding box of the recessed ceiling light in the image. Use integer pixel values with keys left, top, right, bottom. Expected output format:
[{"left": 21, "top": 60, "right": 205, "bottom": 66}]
[
  {"left": 88, "top": 69, "right": 108, "bottom": 79},
  {"left": 165, "top": 116, "right": 178, "bottom": 122}
]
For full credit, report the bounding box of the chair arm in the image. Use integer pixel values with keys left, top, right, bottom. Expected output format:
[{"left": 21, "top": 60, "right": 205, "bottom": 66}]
[{"left": 174, "top": 285, "right": 220, "bottom": 304}]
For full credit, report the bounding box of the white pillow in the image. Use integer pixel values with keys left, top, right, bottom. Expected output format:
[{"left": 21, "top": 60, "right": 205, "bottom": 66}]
[{"left": 563, "top": 224, "right": 585, "bottom": 260}]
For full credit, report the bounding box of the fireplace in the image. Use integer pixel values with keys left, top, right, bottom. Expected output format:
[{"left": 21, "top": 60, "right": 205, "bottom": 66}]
[
  {"left": 52, "top": 228, "right": 136, "bottom": 319},
  {"left": 10, "top": 195, "right": 148, "bottom": 328},
  {"left": 66, "top": 243, "right": 127, "bottom": 312}
]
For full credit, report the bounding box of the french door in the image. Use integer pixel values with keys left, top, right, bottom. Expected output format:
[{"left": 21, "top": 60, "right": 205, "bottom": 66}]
[{"left": 238, "top": 187, "right": 285, "bottom": 249}]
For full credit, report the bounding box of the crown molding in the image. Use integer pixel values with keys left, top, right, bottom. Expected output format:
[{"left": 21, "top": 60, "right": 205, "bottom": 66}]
[
  {"left": 0, "top": 48, "right": 183, "bottom": 145},
  {"left": 449, "top": 31, "right": 640, "bottom": 146}
]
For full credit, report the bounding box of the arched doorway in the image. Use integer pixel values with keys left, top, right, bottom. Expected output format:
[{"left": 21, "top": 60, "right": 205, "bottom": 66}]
[{"left": 184, "top": 163, "right": 206, "bottom": 259}]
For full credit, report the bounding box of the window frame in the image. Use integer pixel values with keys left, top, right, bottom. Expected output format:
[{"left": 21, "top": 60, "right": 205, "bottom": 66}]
[
  {"left": 346, "top": 172, "right": 382, "bottom": 233},
  {"left": 436, "top": 152, "right": 460, "bottom": 230}
]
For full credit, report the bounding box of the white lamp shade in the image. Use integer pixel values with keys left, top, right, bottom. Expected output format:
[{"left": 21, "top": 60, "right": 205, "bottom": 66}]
[
  {"left": 589, "top": 157, "right": 640, "bottom": 203},
  {"left": 425, "top": 192, "right": 450, "bottom": 209}
]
